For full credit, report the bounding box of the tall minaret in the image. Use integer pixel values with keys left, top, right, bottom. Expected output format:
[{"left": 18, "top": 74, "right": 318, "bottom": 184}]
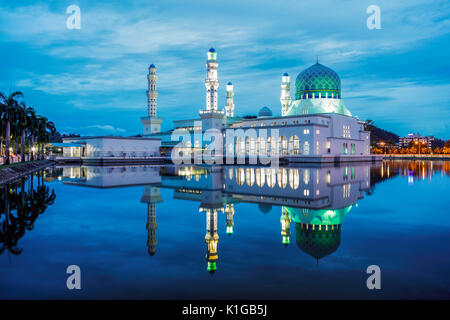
[
  {"left": 141, "top": 64, "right": 162, "bottom": 135},
  {"left": 280, "top": 72, "right": 291, "bottom": 116},
  {"left": 205, "top": 48, "right": 219, "bottom": 112},
  {"left": 147, "top": 64, "right": 158, "bottom": 117},
  {"left": 224, "top": 82, "right": 235, "bottom": 117},
  {"left": 200, "top": 48, "right": 224, "bottom": 133}
]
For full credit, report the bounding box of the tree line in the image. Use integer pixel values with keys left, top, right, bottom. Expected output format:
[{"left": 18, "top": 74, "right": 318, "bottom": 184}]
[{"left": 0, "top": 90, "right": 56, "bottom": 165}]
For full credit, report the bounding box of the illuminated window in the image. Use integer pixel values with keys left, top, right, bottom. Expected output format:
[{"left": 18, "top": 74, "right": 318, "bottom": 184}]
[
  {"left": 343, "top": 125, "right": 351, "bottom": 138},
  {"left": 266, "top": 168, "right": 276, "bottom": 188},
  {"left": 343, "top": 183, "right": 351, "bottom": 198},
  {"left": 245, "top": 168, "right": 255, "bottom": 186},
  {"left": 277, "top": 168, "right": 287, "bottom": 189},
  {"left": 303, "top": 169, "right": 310, "bottom": 184},
  {"left": 303, "top": 141, "right": 310, "bottom": 155},
  {"left": 279, "top": 136, "right": 288, "bottom": 155},
  {"left": 343, "top": 143, "right": 348, "bottom": 154},
  {"left": 236, "top": 168, "right": 245, "bottom": 186},
  {"left": 289, "top": 135, "right": 300, "bottom": 155},
  {"left": 289, "top": 169, "right": 299, "bottom": 189},
  {"left": 256, "top": 168, "right": 265, "bottom": 187}
]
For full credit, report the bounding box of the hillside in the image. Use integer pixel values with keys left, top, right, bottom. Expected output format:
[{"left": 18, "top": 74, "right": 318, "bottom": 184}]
[{"left": 363, "top": 120, "right": 399, "bottom": 145}]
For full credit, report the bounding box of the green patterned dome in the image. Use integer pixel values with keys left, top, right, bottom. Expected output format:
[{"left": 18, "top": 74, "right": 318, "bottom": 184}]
[
  {"left": 295, "top": 62, "right": 341, "bottom": 100},
  {"left": 294, "top": 223, "right": 341, "bottom": 260}
]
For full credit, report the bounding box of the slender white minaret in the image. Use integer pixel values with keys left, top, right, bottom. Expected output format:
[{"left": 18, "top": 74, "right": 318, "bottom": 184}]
[
  {"left": 147, "top": 64, "right": 158, "bottom": 117},
  {"left": 280, "top": 72, "right": 291, "bottom": 116},
  {"left": 200, "top": 48, "right": 224, "bottom": 134},
  {"left": 205, "top": 48, "right": 219, "bottom": 112},
  {"left": 141, "top": 64, "right": 162, "bottom": 135},
  {"left": 225, "top": 82, "right": 235, "bottom": 117}
]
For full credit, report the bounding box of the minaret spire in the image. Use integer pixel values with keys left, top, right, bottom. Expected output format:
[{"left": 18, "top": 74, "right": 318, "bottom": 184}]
[
  {"left": 141, "top": 64, "right": 162, "bottom": 135},
  {"left": 280, "top": 73, "right": 291, "bottom": 116},
  {"left": 147, "top": 64, "right": 158, "bottom": 117},
  {"left": 225, "top": 82, "right": 235, "bottom": 117},
  {"left": 204, "top": 48, "right": 219, "bottom": 112},
  {"left": 199, "top": 48, "right": 225, "bottom": 134}
]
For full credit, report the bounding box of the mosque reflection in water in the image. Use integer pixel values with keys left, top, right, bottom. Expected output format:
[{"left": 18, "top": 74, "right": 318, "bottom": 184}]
[{"left": 2, "top": 160, "right": 448, "bottom": 274}]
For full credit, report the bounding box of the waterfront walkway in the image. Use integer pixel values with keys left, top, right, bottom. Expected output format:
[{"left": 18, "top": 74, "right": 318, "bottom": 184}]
[
  {"left": 383, "top": 154, "right": 450, "bottom": 160},
  {"left": 0, "top": 160, "right": 55, "bottom": 185}
]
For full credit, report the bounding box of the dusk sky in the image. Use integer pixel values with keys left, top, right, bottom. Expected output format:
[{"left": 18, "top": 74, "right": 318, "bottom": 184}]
[{"left": 1, "top": 0, "right": 449, "bottom": 139}]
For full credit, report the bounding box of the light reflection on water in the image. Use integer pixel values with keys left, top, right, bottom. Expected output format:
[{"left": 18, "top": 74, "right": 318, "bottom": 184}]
[{"left": 0, "top": 160, "right": 449, "bottom": 299}]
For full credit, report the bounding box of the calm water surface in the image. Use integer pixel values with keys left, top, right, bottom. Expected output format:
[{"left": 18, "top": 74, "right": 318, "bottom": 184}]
[{"left": 1, "top": 160, "right": 449, "bottom": 299}]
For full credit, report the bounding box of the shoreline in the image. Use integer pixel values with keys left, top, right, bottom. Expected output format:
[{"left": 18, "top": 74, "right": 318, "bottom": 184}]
[
  {"left": 0, "top": 160, "right": 55, "bottom": 185},
  {"left": 383, "top": 155, "right": 450, "bottom": 160}
]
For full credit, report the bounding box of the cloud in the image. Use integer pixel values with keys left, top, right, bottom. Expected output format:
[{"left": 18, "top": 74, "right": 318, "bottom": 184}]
[{"left": 1, "top": 0, "right": 450, "bottom": 138}]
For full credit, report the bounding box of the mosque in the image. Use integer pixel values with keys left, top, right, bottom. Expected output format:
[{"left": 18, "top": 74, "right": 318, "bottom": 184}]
[{"left": 143, "top": 48, "right": 377, "bottom": 163}]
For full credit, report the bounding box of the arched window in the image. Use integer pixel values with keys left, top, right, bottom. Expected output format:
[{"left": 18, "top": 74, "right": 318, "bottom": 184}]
[
  {"left": 279, "top": 136, "right": 288, "bottom": 155},
  {"left": 289, "top": 169, "right": 299, "bottom": 189},
  {"left": 303, "top": 141, "right": 310, "bottom": 155},
  {"left": 303, "top": 169, "right": 310, "bottom": 185},
  {"left": 256, "top": 168, "right": 265, "bottom": 187},
  {"left": 277, "top": 168, "right": 287, "bottom": 188},
  {"left": 236, "top": 168, "right": 245, "bottom": 186},
  {"left": 228, "top": 168, "right": 233, "bottom": 180},
  {"left": 266, "top": 168, "right": 276, "bottom": 188},
  {"left": 257, "top": 136, "right": 266, "bottom": 157},
  {"left": 236, "top": 137, "right": 245, "bottom": 156},
  {"left": 245, "top": 168, "right": 255, "bottom": 186},
  {"left": 289, "top": 135, "right": 300, "bottom": 155},
  {"left": 247, "top": 137, "right": 256, "bottom": 156}
]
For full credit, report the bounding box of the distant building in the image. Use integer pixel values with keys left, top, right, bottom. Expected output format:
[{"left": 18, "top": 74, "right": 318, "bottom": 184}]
[
  {"left": 57, "top": 136, "right": 161, "bottom": 164},
  {"left": 399, "top": 133, "right": 434, "bottom": 148}
]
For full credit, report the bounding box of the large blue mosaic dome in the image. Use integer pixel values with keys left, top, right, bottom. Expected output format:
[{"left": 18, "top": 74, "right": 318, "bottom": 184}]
[{"left": 294, "top": 62, "right": 341, "bottom": 100}]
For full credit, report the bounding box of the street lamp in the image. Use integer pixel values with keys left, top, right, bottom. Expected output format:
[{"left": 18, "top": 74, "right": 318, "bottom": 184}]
[{"left": 380, "top": 141, "right": 386, "bottom": 154}]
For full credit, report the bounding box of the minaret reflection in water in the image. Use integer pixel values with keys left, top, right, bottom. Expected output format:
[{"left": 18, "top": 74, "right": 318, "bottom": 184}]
[
  {"left": 61, "top": 161, "right": 419, "bottom": 273},
  {"left": 141, "top": 186, "right": 162, "bottom": 256}
]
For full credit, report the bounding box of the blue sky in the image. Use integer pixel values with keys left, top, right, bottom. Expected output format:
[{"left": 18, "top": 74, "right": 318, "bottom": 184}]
[{"left": 1, "top": 0, "right": 449, "bottom": 138}]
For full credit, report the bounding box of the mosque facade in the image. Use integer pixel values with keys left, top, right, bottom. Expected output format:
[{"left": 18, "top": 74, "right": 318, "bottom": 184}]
[{"left": 143, "top": 48, "right": 376, "bottom": 163}]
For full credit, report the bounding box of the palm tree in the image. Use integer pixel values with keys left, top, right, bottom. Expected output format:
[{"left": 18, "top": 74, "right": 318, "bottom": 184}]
[
  {"left": 17, "top": 102, "right": 34, "bottom": 162},
  {"left": 36, "top": 116, "right": 56, "bottom": 160},
  {"left": 27, "top": 110, "right": 38, "bottom": 161},
  {"left": 0, "top": 91, "right": 23, "bottom": 165}
]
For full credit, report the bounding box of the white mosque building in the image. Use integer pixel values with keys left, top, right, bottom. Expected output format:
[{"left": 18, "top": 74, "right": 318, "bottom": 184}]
[{"left": 143, "top": 48, "right": 377, "bottom": 163}]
